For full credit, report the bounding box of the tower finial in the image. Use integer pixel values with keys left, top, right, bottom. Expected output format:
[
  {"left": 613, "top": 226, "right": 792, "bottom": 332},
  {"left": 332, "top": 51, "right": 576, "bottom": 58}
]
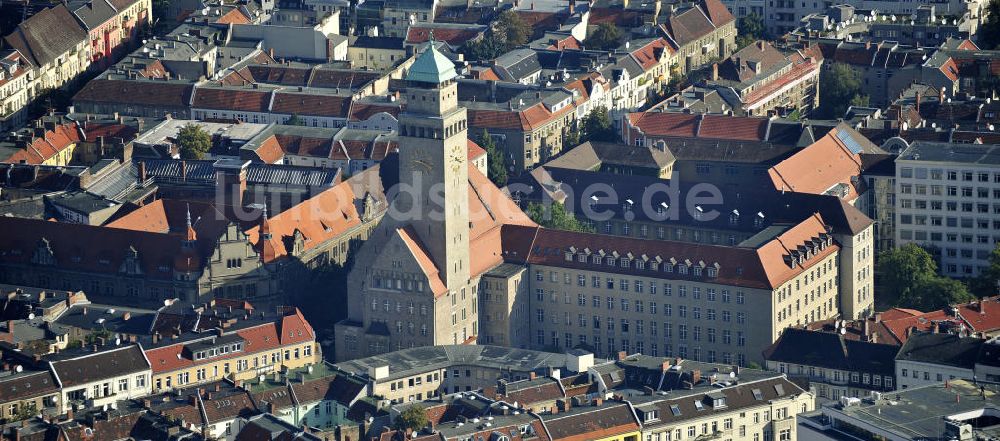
[
  {"left": 184, "top": 203, "right": 197, "bottom": 242},
  {"left": 428, "top": 29, "right": 435, "bottom": 43}
]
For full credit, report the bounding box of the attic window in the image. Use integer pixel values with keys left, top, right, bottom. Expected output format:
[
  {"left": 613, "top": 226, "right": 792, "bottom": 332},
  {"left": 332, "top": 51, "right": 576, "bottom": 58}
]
[
  {"left": 774, "top": 384, "right": 785, "bottom": 395},
  {"left": 578, "top": 254, "right": 587, "bottom": 263},
  {"left": 707, "top": 267, "right": 718, "bottom": 278},
  {"left": 678, "top": 265, "right": 688, "bottom": 275},
  {"left": 669, "top": 405, "right": 681, "bottom": 416},
  {"left": 693, "top": 266, "right": 702, "bottom": 276},
  {"left": 752, "top": 389, "right": 763, "bottom": 400},
  {"left": 694, "top": 400, "right": 704, "bottom": 411}
]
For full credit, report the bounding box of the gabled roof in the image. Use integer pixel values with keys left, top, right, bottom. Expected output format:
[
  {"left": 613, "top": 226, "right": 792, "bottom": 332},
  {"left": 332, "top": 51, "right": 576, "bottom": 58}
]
[
  {"left": 541, "top": 403, "right": 639, "bottom": 441},
  {"left": 762, "top": 328, "right": 897, "bottom": 377},
  {"left": 244, "top": 179, "right": 362, "bottom": 263},
  {"left": 49, "top": 344, "right": 150, "bottom": 387},
  {"left": 659, "top": 0, "right": 732, "bottom": 48},
  {"left": 3, "top": 122, "right": 84, "bottom": 165},
  {"left": 3, "top": 5, "right": 88, "bottom": 68},
  {"left": 767, "top": 125, "right": 880, "bottom": 199},
  {"left": 73, "top": 78, "right": 195, "bottom": 109},
  {"left": 69, "top": 0, "right": 119, "bottom": 30}
]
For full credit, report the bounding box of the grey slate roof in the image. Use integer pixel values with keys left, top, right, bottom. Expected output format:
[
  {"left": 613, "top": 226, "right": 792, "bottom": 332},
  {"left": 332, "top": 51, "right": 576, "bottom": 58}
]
[
  {"left": 3, "top": 5, "right": 88, "bottom": 68},
  {"left": 896, "top": 332, "right": 984, "bottom": 369},
  {"left": 68, "top": 0, "right": 119, "bottom": 30},
  {"left": 762, "top": 328, "right": 898, "bottom": 378}
]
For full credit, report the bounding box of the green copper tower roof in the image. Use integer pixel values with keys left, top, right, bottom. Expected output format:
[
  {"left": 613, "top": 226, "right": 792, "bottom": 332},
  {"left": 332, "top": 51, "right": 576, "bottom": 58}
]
[{"left": 405, "top": 43, "right": 458, "bottom": 84}]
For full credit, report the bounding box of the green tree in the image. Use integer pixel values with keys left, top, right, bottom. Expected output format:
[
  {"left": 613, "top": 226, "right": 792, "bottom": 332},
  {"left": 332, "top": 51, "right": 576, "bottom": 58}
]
[
  {"left": 901, "top": 276, "right": 974, "bottom": 311},
  {"left": 176, "top": 123, "right": 212, "bottom": 159},
  {"left": 394, "top": 405, "right": 428, "bottom": 432},
  {"left": 818, "top": 63, "right": 864, "bottom": 119},
  {"left": 972, "top": 245, "right": 1000, "bottom": 296},
  {"left": 980, "top": 0, "right": 1000, "bottom": 50},
  {"left": 461, "top": 11, "right": 530, "bottom": 60},
  {"left": 525, "top": 201, "right": 593, "bottom": 232},
  {"left": 580, "top": 106, "right": 617, "bottom": 143},
  {"left": 735, "top": 14, "right": 766, "bottom": 50},
  {"left": 876, "top": 244, "right": 939, "bottom": 307},
  {"left": 494, "top": 10, "right": 530, "bottom": 47},
  {"left": 850, "top": 94, "right": 871, "bottom": 108},
  {"left": 588, "top": 23, "right": 623, "bottom": 51},
  {"left": 478, "top": 129, "right": 507, "bottom": 187}
]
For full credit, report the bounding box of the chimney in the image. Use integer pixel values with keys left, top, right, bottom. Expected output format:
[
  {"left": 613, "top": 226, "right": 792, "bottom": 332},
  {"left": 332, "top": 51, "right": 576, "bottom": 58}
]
[
  {"left": 138, "top": 161, "right": 147, "bottom": 182},
  {"left": 122, "top": 312, "right": 131, "bottom": 321},
  {"left": 711, "top": 63, "right": 718, "bottom": 81},
  {"left": 6, "top": 320, "right": 12, "bottom": 335},
  {"left": 593, "top": 397, "right": 603, "bottom": 407},
  {"left": 189, "top": 393, "right": 199, "bottom": 408},
  {"left": 939, "top": 87, "right": 946, "bottom": 103},
  {"left": 556, "top": 398, "right": 570, "bottom": 412},
  {"left": 915, "top": 91, "right": 921, "bottom": 113},
  {"left": 529, "top": 372, "right": 536, "bottom": 380},
  {"left": 661, "top": 361, "right": 672, "bottom": 372},
  {"left": 180, "top": 161, "right": 187, "bottom": 181},
  {"left": 617, "top": 351, "right": 627, "bottom": 361},
  {"left": 932, "top": 321, "right": 940, "bottom": 334},
  {"left": 691, "top": 370, "right": 701, "bottom": 384},
  {"left": 862, "top": 318, "right": 870, "bottom": 336}
]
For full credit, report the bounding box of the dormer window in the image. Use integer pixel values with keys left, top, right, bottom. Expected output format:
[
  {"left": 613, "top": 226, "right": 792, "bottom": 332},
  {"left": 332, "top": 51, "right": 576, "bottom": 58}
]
[
  {"left": 606, "top": 257, "right": 615, "bottom": 266},
  {"left": 578, "top": 253, "right": 587, "bottom": 263},
  {"left": 592, "top": 255, "right": 602, "bottom": 264},
  {"left": 693, "top": 266, "right": 702, "bottom": 276},
  {"left": 707, "top": 267, "right": 718, "bottom": 278},
  {"left": 665, "top": 264, "right": 674, "bottom": 273},
  {"left": 636, "top": 261, "right": 645, "bottom": 270},
  {"left": 620, "top": 258, "right": 629, "bottom": 268},
  {"left": 678, "top": 265, "right": 688, "bottom": 275}
]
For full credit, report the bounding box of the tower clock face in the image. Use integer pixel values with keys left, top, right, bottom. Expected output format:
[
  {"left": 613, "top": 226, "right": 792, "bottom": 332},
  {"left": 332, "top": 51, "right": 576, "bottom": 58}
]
[
  {"left": 411, "top": 153, "right": 433, "bottom": 173},
  {"left": 450, "top": 152, "right": 463, "bottom": 172}
]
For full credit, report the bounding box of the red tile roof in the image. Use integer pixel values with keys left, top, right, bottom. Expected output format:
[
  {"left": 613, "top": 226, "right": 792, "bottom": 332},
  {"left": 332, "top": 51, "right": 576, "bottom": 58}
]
[
  {"left": 627, "top": 112, "right": 770, "bottom": 141},
  {"left": 405, "top": 26, "right": 482, "bottom": 45},
  {"left": 74, "top": 78, "right": 195, "bottom": 108},
  {"left": 3, "top": 122, "right": 83, "bottom": 165},
  {"left": 0, "top": 216, "right": 200, "bottom": 278},
  {"left": 467, "top": 139, "right": 485, "bottom": 160},
  {"left": 768, "top": 126, "right": 865, "bottom": 198},
  {"left": 191, "top": 87, "right": 271, "bottom": 113},
  {"left": 145, "top": 308, "right": 314, "bottom": 374},
  {"left": 244, "top": 180, "right": 361, "bottom": 263},
  {"left": 520, "top": 212, "right": 838, "bottom": 290},
  {"left": 271, "top": 92, "right": 351, "bottom": 118}
]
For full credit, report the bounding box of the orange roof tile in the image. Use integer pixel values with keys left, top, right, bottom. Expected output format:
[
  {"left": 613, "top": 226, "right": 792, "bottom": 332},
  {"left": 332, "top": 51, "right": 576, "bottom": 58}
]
[
  {"left": 767, "top": 126, "right": 865, "bottom": 198},
  {"left": 4, "top": 122, "right": 83, "bottom": 165},
  {"left": 245, "top": 179, "right": 361, "bottom": 262}
]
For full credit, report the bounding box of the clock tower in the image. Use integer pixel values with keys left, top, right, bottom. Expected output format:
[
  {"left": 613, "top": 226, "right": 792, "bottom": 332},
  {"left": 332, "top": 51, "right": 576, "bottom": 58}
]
[{"left": 396, "top": 42, "right": 470, "bottom": 289}]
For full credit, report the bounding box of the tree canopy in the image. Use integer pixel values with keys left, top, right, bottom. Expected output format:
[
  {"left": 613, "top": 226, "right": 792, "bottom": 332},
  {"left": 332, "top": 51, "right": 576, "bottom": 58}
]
[
  {"left": 735, "top": 14, "right": 766, "bottom": 50},
  {"left": 461, "top": 11, "right": 531, "bottom": 61},
  {"left": 818, "top": 63, "right": 866, "bottom": 119},
  {"left": 478, "top": 129, "right": 507, "bottom": 187},
  {"left": 580, "top": 106, "right": 617, "bottom": 143},
  {"left": 177, "top": 124, "right": 212, "bottom": 160},
  {"left": 526, "top": 201, "right": 593, "bottom": 232},
  {"left": 587, "top": 23, "right": 623, "bottom": 51},
  {"left": 971, "top": 245, "right": 1000, "bottom": 296},
  {"left": 876, "top": 244, "right": 974, "bottom": 310},
  {"left": 395, "top": 406, "right": 429, "bottom": 432}
]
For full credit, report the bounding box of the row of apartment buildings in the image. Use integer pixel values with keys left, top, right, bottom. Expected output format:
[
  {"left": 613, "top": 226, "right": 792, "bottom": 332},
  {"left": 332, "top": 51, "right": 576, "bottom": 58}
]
[{"left": 0, "top": 0, "right": 152, "bottom": 132}]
